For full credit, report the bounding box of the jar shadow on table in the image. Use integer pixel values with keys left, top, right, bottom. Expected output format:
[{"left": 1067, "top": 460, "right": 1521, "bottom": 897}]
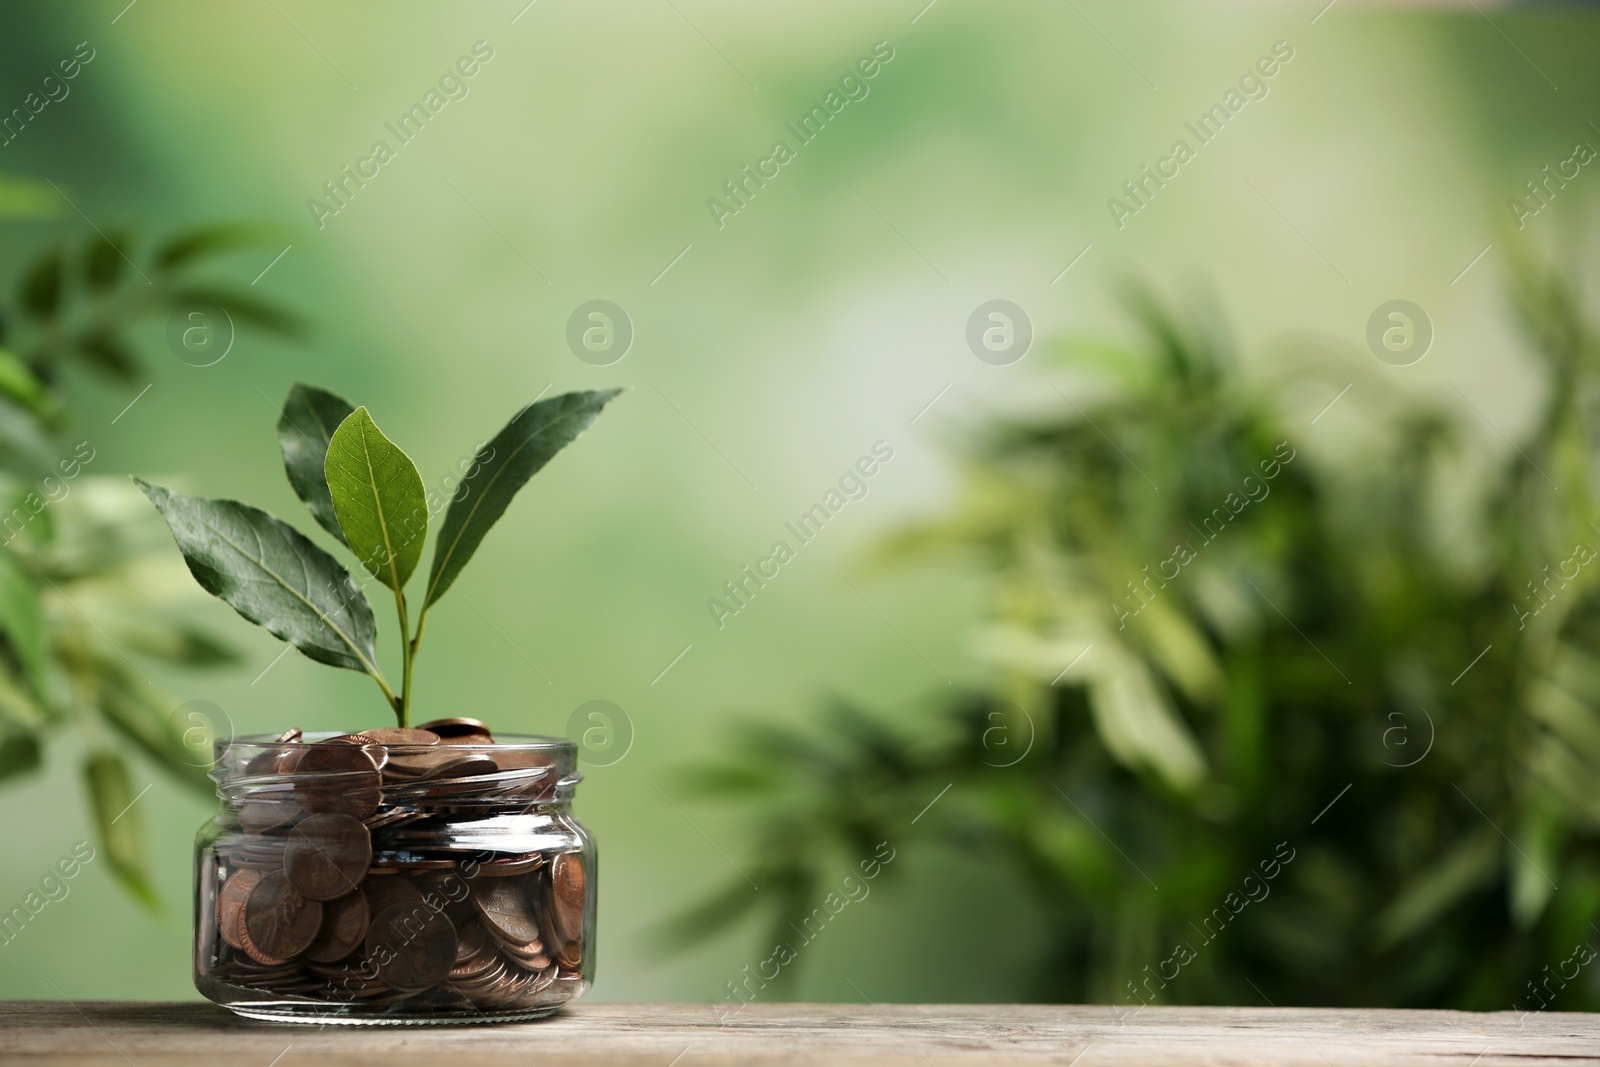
[{"left": 194, "top": 729, "right": 594, "bottom": 1025}]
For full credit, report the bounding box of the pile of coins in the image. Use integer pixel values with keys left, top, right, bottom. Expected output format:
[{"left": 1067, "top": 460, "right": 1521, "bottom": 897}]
[{"left": 197, "top": 719, "right": 590, "bottom": 1018}]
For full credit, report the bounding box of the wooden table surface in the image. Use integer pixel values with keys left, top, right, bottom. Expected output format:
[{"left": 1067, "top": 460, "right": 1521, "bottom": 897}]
[{"left": 3, "top": 1001, "right": 1598, "bottom": 1066}]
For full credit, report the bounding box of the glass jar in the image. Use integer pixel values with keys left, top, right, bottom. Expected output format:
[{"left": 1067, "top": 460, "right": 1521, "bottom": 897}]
[{"left": 194, "top": 731, "right": 594, "bottom": 1025}]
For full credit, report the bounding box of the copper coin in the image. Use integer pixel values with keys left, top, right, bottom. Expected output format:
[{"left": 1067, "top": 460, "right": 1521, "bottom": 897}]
[
  {"left": 421, "top": 755, "right": 499, "bottom": 779},
  {"left": 326, "top": 733, "right": 389, "bottom": 772},
  {"left": 414, "top": 717, "right": 493, "bottom": 739},
  {"left": 294, "top": 742, "right": 382, "bottom": 818},
  {"left": 236, "top": 908, "right": 292, "bottom": 966},
  {"left": 237, "top": 799, "right": 297, "bottom": 833},
  {"left": 244, "top": 870, "right": 323, "bottom": 960},
  {"left": 452, "top": 914, "right": 490, "bottom": 962},
  {"left": 472, "top": 877, "right": 541, "bottom": 945},
  {"left": 245, "top": 743, "right": 305, "bottom": 777},
  {"left": 363, "top": 875, "right": 427, "bottom": 916},
  {"left": 551, "top": 853, "right": 586, "bottom": 945},
  {"left": 304, "top": 889, "right": 370, "bottom": 963},
  {"left": 476, "top": 853, "right": 544, "bottom": 877},
  {"left": 217, "top": 869, "right": 263, "bottom": 951},
  {"left": 366, "top": 901, "right": 458, "bottom": 993},
  {"left": 493, "top": 750, "right": 552, "bottom": 772},
  {"left": 383, "top": 745, "right": 459, "bottom": 779},
  {"left": 285, "top": 813, "right": 372, "bottom": 900},
  {"left": 363, "top": 728, "right": 440, "bottom": 746},
  {"left": 274, "top": 728, "right": 304, "bottom": 743}
]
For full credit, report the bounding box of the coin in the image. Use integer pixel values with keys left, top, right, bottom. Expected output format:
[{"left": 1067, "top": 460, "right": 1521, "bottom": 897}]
[
  {"left": 274, "top": 728, "right": 304, "bottom": 743},
  {"left": 414, "top": 717, "right": 493, "bottom": 740},
  {"left": 366, "top": 901, "right": 458, "bottom": 993},
  {"left": 217, "top": 869, "right": 263, "bottom": 951},
  {"left": 244, "top": 870, "right": 322, "bottom": 960},
  {"left": 304, "top": 889, "right": 370, "bottom": 963},
  {"left": 245, "top": 743, "right": 305, "bottom": 777},
  {"left": 472, "top": 877, "right": 541, "bottom": 945},
  {"left": 420, "top": 754, "right": 499, "bottom": 780},
  {"left": 493, "top": 749, "right": 552, "bottom": 772},
  {"left": 363, "top": 875, "right": 427, "bottom": 917},
  {"left": 362, "top": 728, "right": 440, "bottom": 747},
  {"left": 285, "top": 813, "right": 372, "bottom": 900},
  {"left": 383, "top": 745, "right": 460, "bottom": 779},
  {"left": 551, "top": 853, "right": 585, "bottom": 945},
  {"left": 294, "top": 742, "right": 382, "bottom": 818},
  {"left": 235, "top": 910, "right": 293, "bottom": 967}
]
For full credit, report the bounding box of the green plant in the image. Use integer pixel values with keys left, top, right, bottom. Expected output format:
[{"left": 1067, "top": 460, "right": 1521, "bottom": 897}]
[
  {"left": 137, "top": 386, "right": 618, "bottom": 727},
  {"left": 0, "top": 203, "right": 299, "bottom": 905},
  {"left": 677, "top": 255, "right": 1600, "bottom": 1011}
]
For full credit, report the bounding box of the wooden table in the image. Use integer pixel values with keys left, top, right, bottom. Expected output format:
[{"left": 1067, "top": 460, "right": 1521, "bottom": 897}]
[{"left": 3, "top": 1001, "right": 1597, "bottom": 1065}]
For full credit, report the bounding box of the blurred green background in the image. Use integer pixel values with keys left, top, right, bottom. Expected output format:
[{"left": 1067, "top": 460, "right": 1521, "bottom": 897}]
[{"left": 1, "top": 0, "right": 1598, "bottom": 1006}]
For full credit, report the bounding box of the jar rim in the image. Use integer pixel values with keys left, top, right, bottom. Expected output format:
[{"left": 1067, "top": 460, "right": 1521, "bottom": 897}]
[{"left": 216, "top": 731, "right": 577, "bottom": 757}]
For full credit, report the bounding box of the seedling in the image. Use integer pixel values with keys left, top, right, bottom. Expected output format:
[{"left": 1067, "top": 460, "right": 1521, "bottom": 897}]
[{"left": 137, "top": 384, "right": 618, "bottom": 726}]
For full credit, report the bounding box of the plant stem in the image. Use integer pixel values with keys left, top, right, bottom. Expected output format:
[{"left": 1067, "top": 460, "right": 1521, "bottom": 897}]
[{"left": 395, "top": 590, "right": 413, "bottom": 728}]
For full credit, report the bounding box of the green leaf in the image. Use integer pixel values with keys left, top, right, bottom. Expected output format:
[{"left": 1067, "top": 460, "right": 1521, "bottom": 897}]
[
  {"left": 165, "top": 285, "right": 302, "bottom": 338},
  {"left": 84, "top": 229, "right": 133, "bottom": 290},
  {"left": 425, "top": 389, "right": 620, "bottom": 608},
  {"left": 325, "top": 407, "right": 427, "bottom": 592},
  {"left": 0, "top": 348, "right": 50, "bottom": 415},
  {"left": 0, "top": 549, "right": 45, "bottom": 696},
  {"left": 0, "top": 732, "right": 40, "bottom": 782},
  {"left": 75, "top": 332, "right": 140, "bottom": 382},
  {"left": 96, "top": 683, "right": 214, "bottom": 796},
  {"left": 277, "top": 383, "right": 355, "bottom": 545},
  {"left": 20, "top": 251, "right": 64, "bottom": 319},
  {"left": 0, "top": 174, "right": 57, "bottom": 219},
  {"left": 83, "top": 751, "right": 158, "bottom": 910},
  {"left": 109, "top": 620, "right": 240, "bottom": 667},
  {"left": 153, "top": 224, "right": 275, "bottom": 270},
  {"left": 134, "top": 479, "right": 381, "bottom": 676}
]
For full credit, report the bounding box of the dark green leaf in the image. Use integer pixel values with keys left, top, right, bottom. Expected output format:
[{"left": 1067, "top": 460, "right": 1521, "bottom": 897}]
[
  {"left": 110, "top": 620, "right": 240, "bottom": 667},
  {"left": 165, "top": 285, "right": 302, "bottom": 338},
  {"left": 83, "top": 750, "right": 158, "bottom": 909},
  {"left": 96, "top": 684, "right": 214, "bottom": 795},
  {"left": 84, "top": 229, "right": 133, "bottom": 289},
  {"left": 75, "top": 331, "right": 140, "bottom": 382},
  {"left": 278, "top": 383, "right": 355, "bottom": 546},
  {"left": 0, "top": 732, "right": 40, "bottom": 782},
  {"left": 154, "top": 224, "right": 275, "bottom": 270},
  {"left": 20, "top": 251, "right": 64, "bottom": 319},
  {"left": 425, "top": 389, "right": 620, "bottom": 607},
  {"left": 0, "top": 549, "right": 45, "bottom": 696},
  {"left": 134, "top": 479, "right": 381, "bottom": 676},
  {"left": 326, "top": 407, "right": 427, "bottom": 591}
]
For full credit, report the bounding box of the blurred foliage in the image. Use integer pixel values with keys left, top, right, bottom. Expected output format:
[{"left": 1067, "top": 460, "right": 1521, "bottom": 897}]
[
  {"left": 0, "top": 194, "right": 296, "bottom": 907},
  {"left": 678, "top": 251, "right": 1600, "bottom": 1010}
]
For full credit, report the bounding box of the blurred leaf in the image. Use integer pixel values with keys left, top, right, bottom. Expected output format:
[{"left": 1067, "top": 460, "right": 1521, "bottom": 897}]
[
  {"left": 0, "top": 174, "right": 57, "bottom": 219},
  {"left": 83, "top": 751, "right": 158, "bottom": 910},
  {"left": 96, "top": 683, "right": 213, "bottom": 795},
  {"left": 75, "top": 332, "right": 140, "bottom": 382},
  {"left": 109, "top": 620, "right": 239, "bottom": 667},
  {"left": 164, "top": 285, "right": 302, "bottom": 338},
  {"left": 0, "top": 550, "right": 45, "bottom": 696},
  {"left": 84, "top": 230, "right": 132, "bottom": 290},
  {"left": 0, "top": 732, "right": 40, "bottom": 782},
  {"left": 20, "top": 251, "right": 65, "bottom": 319},
  {"left": 425, "top": 389, "right": 620, "bottom": 608},
  {"left": 278, "top": 382, "right": 354, "bottom": 546},
  {"left": 326, "top": 407, "right": 427, "bottom": 591},
  {"left": 1375, "top": 832, "right": 1500, "bottom": 948},
  {"left": 153, "top": 224, "right": 275, "bottom": 270},
  {"left": 0, "top": 348, "right": 50, "bottom": 415}
]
